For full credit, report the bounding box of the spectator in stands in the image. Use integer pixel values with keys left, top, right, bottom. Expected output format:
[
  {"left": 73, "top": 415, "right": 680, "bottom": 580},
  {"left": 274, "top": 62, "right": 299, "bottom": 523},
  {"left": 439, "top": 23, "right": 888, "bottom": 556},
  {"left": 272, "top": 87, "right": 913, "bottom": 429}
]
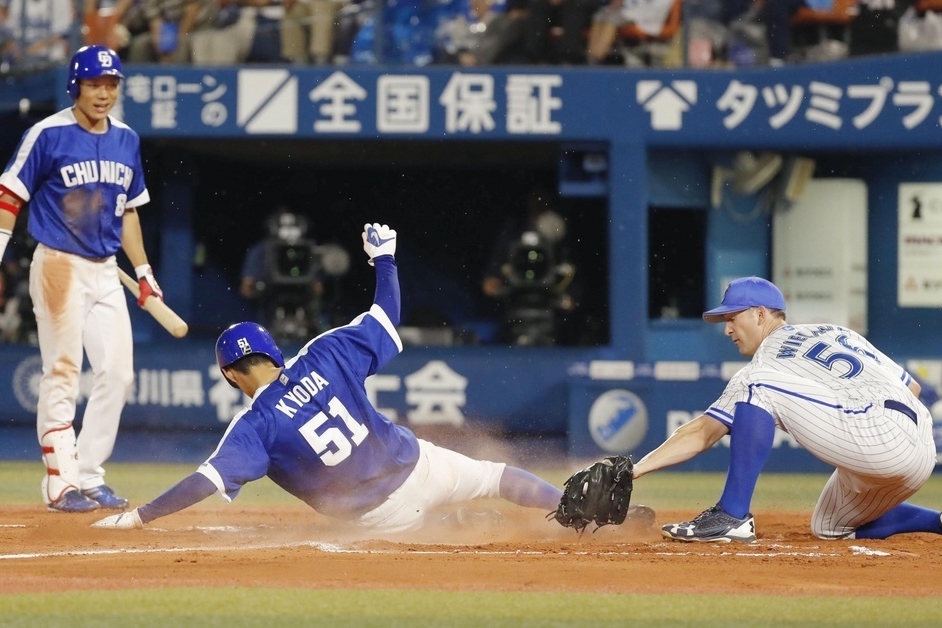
[
  {"left": 82, "top": 1, "right": 161, "bottom": 60},
  {"left": 0, "top": 9, "right": 11, "bottom": 69},
  {"left": 281, "top": 0, "right": 343, "bottom": 64},
  {"left": 247, "top": 0, "right": 284, "bottom": 61},
  {"left": 526, "top": 0, "right": 597, "bottom": 65},
  {"left": 762, "top": 0, "right": 813, "bottom": 65},
  {"left": 436, "top": 0, "right": 494, "bottom": 64},
  {"left": 126, "top": 0, "right": 217, "bottom": 63},
  {"left": 722, "top": 0, "right": 825, "bottom": 66},
  {"left": 82, "top": 0, "right": 134, "bottom": 55},
  {"left": 586, "top": 0, "right": 675, "bottom": 65},
  {"left": 190, "top": 0, "right": 286, "bottom": 64},
  {"left": 0, "top": 0, "right": 74, "bottom": 69},
  {"left": 457, "top": 0, "right": 531, "bottom": 66}
]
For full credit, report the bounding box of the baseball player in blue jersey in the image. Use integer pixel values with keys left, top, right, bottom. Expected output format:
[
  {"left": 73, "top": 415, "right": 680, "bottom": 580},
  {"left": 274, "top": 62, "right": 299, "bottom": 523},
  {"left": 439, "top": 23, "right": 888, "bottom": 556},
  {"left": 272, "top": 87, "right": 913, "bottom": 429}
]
[
  {"left": 632, "top": 277, "right": 941, "bottom": 543},
  {"left": 92, "top": 223, "right": 563, "bottom": 533},
  {"left": 0, "top": 45, "right": 163, "bottom": 513}
]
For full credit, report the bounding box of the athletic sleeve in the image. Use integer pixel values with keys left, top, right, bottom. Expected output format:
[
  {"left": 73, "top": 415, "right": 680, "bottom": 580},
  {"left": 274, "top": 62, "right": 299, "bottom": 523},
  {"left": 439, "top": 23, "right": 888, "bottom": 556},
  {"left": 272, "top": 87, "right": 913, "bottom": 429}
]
[
  {"left": 287, "top": 254, "right": 402, "bottom": 380},
  {"left": 831, "top": 327, "right": 913, "bottom": 387},
  {"left": 123, "top": 131, "right": 150, "bottom": 208},
  {"left": 197, "top": 417, "right": 271, "bottom": 501},
  {"left": 852, "top": 329, "right": 913, "bottom": 387},
  {"left": 705, "top": 366, "right": 754, "bottom": 428},
  {"left": 372, "top": 255, "right": 400, "bottom": 327},
  {"left": 136, "top": 472, "right": 217, "bottom": 524},
  {"left": 0, "top": 127, "right": 47, "bottom": 202}
]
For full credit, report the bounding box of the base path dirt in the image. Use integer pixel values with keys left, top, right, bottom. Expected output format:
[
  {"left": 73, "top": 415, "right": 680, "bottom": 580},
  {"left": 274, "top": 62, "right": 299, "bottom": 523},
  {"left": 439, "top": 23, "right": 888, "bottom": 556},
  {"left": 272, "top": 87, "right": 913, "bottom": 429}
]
[{"left": 2, "top": 504, "right": 940, "bottom": 597}]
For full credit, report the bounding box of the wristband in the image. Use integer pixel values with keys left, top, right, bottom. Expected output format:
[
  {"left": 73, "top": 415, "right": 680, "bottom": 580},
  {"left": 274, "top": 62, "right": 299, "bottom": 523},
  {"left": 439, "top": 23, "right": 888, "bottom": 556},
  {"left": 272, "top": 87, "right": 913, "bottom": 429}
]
[
  {"left": 134, "top": 264, "right": 152, "bottom": 279},
  {"left": 0, "top": 228, "right": 11, "bottom": 261}
]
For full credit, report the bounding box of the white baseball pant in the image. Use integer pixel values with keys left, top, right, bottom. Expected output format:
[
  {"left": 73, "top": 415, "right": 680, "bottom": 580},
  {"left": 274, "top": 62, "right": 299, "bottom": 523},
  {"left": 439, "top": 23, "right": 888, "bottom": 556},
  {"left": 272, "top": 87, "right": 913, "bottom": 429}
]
[
  {"left": 355, "top": 439, "right": 506, "bottom": 533},
  {"left": 31, "top": 244, "right": 134, "bottom": 504},
  {"left": 748, "top": 366, "right": 936, "bottom": 539}
]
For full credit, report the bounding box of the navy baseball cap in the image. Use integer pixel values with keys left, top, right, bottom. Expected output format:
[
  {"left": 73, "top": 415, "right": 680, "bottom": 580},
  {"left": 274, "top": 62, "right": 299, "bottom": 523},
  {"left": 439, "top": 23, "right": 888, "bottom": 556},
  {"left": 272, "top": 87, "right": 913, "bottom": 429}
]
[{"left": 702, "top": 277, "right": 785, "bottom": 323}]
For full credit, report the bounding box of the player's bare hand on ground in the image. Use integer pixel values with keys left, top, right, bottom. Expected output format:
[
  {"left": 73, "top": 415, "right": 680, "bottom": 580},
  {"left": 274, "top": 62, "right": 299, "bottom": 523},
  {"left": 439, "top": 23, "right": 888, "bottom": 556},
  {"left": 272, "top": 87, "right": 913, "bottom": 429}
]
[
  {"left": 362, "top": 223, "right": 397, "bottom": 265},
  {"left": 92, "top": 508, "right": 143, "bottom": 529}
]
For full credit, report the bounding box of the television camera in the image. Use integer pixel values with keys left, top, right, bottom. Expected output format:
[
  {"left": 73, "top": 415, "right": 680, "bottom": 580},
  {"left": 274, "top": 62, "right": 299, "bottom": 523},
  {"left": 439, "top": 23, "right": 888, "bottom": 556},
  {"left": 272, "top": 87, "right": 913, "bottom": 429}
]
[
  {"left": 497, "top": 218, "right": 575, "bottom": 346},
  {"left": 250, "top": 211, "right": 349, "bottom": 343}
]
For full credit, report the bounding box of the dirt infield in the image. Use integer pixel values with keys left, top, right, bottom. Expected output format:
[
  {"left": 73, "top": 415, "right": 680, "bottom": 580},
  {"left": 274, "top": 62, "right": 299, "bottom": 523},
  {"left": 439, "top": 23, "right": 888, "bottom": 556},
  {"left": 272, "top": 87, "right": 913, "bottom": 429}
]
[{"left": 2, "top": 504, "right": 941, "bottom": 598}]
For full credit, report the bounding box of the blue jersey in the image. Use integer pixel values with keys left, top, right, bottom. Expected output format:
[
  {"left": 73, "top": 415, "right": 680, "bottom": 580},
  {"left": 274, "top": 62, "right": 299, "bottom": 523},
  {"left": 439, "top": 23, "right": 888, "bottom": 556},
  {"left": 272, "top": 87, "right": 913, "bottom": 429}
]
[
  {"left": 199, "top": 287, "right": 418, "bottom": 518},
  {"left": 0, "top": 108, "right": 150, "bottom": 259}
]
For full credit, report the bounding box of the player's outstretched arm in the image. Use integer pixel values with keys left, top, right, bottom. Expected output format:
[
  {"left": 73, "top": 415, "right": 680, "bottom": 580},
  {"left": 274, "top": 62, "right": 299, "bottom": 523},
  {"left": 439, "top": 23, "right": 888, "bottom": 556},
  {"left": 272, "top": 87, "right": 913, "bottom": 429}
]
[
  {"left": 632, "top": 414, "right": 729, "bottom": 479},
  {"left": 362, "top": 223, "right": 400, "bottom": 327},
  {"left": 92, "top": 472, "right": 217, "bottom": 529}
]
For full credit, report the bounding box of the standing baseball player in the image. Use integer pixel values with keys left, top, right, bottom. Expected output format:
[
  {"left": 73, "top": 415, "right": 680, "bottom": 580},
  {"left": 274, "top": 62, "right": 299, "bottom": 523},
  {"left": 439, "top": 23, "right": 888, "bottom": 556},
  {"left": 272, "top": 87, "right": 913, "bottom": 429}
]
[
  {"left": 93, "top": 223, "right": 562, "bottom": 533},
  {"left": 633, "top": 277, "right": 941, "bottom": 542},
  {"left": 0, "top": 45, "right": 163, "bottom": 513}
]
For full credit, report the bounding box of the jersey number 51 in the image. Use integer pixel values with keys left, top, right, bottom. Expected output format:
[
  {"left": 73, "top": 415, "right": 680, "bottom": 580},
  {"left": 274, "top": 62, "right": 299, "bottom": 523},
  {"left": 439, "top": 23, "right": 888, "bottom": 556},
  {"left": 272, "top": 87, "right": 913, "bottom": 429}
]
[{"left": 298, "top": 397, "right": 369, "bottom": 466}]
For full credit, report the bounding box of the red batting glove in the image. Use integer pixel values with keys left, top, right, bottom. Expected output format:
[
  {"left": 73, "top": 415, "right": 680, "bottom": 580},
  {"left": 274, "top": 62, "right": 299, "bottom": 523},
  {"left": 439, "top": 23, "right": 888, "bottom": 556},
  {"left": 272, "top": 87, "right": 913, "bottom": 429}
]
[{"left": 135, "top": 264, "right": 164, "bottom": 307}]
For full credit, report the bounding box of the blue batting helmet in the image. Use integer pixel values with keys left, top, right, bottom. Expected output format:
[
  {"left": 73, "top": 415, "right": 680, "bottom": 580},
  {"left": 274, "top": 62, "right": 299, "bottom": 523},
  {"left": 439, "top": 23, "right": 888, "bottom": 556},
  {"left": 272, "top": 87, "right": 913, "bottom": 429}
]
[
  {"left": 67, "top": 45, "right": 124, "bottom": 100},
  {"left": 215, "top": 322, "right": 285, "bottom": 373}
]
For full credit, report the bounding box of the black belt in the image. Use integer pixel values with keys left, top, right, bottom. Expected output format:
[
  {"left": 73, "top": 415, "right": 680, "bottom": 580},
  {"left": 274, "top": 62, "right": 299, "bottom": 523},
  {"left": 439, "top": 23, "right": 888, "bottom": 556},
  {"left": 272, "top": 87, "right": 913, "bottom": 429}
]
[{"left": 884, "top": 399, "right": 917, "bottom": 425}]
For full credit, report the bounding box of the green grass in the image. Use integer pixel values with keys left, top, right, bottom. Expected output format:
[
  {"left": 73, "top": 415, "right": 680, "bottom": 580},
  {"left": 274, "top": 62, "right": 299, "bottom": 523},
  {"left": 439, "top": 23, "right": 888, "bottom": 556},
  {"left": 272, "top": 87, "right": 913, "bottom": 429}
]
[{"left": 1, "top": 589, "right": 941, "bottom": 627}]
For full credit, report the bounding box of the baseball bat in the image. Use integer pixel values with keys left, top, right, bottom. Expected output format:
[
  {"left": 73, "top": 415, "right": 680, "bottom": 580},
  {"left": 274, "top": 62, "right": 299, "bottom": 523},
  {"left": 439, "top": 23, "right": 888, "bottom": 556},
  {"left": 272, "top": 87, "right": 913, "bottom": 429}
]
[{"left": 118, "top": 268, "right": 189, "bottom": 338}]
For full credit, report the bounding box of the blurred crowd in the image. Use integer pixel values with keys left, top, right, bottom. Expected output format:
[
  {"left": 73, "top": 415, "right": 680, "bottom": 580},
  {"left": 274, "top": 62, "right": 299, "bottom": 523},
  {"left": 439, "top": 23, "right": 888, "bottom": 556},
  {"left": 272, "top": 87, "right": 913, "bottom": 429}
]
[{"left": 2, "top": 0, "right": 938, "bottom": 73}]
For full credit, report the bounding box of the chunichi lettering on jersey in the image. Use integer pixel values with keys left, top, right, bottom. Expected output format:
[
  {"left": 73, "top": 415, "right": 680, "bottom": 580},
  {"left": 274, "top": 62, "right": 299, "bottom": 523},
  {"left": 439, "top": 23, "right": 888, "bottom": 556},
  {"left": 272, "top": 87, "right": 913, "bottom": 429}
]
[
  {"left": 274, "top": 369, "right": 330, "bottom": 417},
  {"left": 60, "top": 160, "right": 134, "bottom": 189}
]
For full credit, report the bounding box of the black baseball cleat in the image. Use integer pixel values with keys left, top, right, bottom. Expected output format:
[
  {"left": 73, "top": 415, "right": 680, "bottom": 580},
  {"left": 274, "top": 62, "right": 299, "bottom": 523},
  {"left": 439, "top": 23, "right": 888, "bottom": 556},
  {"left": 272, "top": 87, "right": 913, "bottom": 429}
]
[
  {"left": 82, "top": 485, "right": 129, "bottom": 510},
  {"left": 48, "top": 489, "right": 101, "bottom": 513},
  {"left": 661, "top": 504, "right": 757, "bottom": 543}
]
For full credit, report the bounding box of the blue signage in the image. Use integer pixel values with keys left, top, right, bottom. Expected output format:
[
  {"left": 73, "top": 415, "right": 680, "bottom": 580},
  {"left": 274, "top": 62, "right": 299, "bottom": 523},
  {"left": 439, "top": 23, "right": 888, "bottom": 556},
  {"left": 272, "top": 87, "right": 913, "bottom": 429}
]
[{"left": 84, "top": 52, "right": 942, "bottom": 150}]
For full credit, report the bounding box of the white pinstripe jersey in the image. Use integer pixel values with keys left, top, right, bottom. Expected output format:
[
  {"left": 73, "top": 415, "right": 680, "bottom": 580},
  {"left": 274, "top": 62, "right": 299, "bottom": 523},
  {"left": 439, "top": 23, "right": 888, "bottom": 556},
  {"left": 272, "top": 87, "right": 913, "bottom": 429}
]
[
  {"left": 704, "top": 323, "right": 937, "bottom": 539},
  {"left": 705, "top": 323, "right": 915, "bottom": 431}
]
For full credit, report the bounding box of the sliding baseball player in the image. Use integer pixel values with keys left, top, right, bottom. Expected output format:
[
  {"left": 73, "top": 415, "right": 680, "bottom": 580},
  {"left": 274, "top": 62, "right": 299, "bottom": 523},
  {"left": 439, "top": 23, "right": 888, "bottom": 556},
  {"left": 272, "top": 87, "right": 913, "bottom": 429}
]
[{"left": 93, "top": 224, "right": 564, "bottom": 533}]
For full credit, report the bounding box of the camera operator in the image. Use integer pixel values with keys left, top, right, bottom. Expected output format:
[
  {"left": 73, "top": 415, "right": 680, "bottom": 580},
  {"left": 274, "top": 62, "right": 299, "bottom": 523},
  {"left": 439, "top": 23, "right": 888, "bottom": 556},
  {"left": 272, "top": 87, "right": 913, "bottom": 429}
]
[
  {"left": 481, "top": 184, "right": 576, "bottom": 346},
  {"left": 240, "top": 207, "right": 326, "bottom": 344}
]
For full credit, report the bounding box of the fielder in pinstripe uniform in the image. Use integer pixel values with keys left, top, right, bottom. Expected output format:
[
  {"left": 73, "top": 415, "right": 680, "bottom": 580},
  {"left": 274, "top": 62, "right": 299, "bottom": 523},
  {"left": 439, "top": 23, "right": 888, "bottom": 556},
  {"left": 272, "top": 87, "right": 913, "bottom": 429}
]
[{"left": 633, "top": 277, "right": 941, "bottom": 543}]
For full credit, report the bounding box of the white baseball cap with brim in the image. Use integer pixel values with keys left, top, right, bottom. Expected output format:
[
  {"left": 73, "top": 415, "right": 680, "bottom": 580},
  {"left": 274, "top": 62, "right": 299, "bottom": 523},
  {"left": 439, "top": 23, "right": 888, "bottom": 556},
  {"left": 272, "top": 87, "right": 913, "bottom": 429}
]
[{"left": 702, "top": 277, "right": 786, "bottom": 323}]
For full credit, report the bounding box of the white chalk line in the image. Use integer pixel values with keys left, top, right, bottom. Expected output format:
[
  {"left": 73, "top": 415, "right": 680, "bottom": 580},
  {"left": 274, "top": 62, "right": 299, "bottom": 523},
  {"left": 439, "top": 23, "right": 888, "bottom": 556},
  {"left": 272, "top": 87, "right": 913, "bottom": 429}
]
[
  {"left": 0, "top": 540, "right": 340, "bottom": 561},
  {"left": 0, "top": 537, "right": 877, "bottom": 561}
]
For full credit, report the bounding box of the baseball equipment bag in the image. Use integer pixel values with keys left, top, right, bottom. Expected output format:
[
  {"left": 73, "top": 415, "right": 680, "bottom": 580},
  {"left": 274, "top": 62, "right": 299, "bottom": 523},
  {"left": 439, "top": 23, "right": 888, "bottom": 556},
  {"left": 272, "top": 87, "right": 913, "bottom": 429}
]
[{"left": 553, "top": 455, "right": 634, "bottom": 533}]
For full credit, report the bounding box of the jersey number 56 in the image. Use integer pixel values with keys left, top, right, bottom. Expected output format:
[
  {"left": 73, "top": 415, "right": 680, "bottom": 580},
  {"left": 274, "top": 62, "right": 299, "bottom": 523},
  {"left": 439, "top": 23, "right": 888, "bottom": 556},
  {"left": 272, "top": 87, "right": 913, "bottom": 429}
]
[{"left": 298, "top": 397, "right": 369, "bottom": 466}]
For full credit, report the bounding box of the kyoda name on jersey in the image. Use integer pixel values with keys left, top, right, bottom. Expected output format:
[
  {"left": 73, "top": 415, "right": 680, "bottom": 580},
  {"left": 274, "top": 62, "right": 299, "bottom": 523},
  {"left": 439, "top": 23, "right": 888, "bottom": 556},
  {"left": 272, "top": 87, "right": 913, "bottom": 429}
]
[{"left": 274, "top": 369, "right": 331, "bottom": 418}]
